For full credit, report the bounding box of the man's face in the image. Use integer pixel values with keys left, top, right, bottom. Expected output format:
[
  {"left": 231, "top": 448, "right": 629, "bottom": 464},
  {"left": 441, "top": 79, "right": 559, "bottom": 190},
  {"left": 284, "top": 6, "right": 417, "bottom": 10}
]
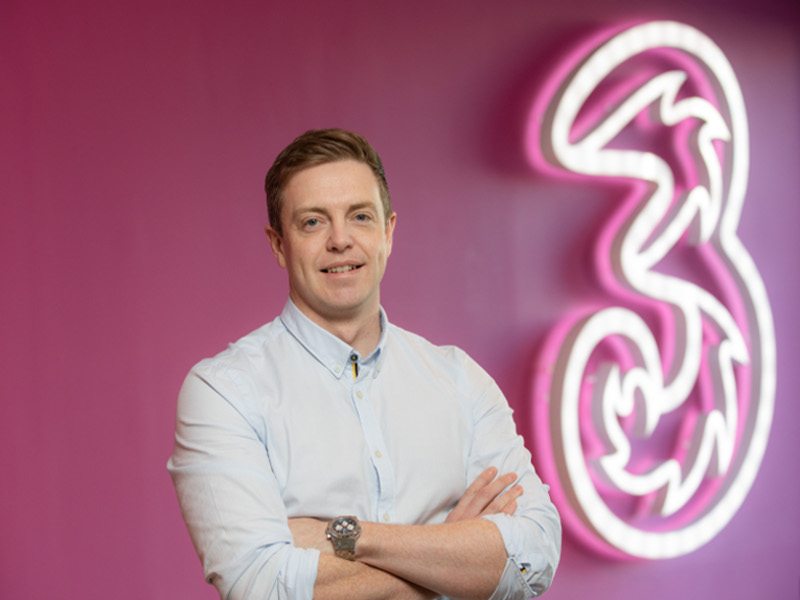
[{"left": 267, "top": 159, "right": 396, "bottom": 328}]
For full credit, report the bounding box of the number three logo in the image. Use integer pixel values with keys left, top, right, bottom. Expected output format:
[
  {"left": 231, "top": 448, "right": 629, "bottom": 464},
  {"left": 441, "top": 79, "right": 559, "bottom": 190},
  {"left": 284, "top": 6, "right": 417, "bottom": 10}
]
[{"left": 528, "top": 21, "right": 776, "bottom": 559}]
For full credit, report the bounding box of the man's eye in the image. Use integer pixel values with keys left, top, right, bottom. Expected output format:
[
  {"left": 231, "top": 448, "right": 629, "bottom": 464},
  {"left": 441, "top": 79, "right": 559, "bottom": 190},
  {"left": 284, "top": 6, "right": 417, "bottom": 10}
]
[
  {"left": 354, "top": 213, "right": 372, "bottom": 222},
  {"left": 303, "top": 217, "right": 320, "bottom": 228}
]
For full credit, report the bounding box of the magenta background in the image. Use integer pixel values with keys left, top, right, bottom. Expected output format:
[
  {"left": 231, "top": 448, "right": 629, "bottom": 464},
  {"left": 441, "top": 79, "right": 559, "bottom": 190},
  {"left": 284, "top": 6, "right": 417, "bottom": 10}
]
[{"left": 2, "top": 2, "right": 798, "bottom": 598}]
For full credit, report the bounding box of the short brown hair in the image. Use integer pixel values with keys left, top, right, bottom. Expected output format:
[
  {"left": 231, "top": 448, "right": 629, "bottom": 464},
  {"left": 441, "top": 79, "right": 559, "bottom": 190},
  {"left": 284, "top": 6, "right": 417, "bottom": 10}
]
[{"left": 265, "top": 128, "right": 392, "bottom": 235}]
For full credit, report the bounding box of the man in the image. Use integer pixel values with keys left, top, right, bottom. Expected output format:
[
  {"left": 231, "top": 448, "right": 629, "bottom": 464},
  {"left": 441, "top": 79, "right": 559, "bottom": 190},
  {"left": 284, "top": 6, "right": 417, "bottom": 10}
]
[{"left": 168, "top": 129, "right": 561, "bottom": 599}]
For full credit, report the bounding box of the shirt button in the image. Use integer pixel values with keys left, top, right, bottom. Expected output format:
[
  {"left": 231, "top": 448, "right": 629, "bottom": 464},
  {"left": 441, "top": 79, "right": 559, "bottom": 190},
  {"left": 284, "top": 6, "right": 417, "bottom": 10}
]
[
  {"left": 382, "top": 513, "right": 391, "bottom": 522},
  {"left": 356, "top": 391, "right": 364, "bottom": 399},
  {"left": 374, "top": 450, "right": 383, "bottom": 458}
]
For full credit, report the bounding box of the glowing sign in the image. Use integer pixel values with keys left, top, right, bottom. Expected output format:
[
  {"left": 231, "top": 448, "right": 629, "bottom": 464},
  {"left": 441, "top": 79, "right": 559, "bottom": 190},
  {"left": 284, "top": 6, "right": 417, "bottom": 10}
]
[{"left": 527, "top": 21, "right": 776, "bottom": 559}]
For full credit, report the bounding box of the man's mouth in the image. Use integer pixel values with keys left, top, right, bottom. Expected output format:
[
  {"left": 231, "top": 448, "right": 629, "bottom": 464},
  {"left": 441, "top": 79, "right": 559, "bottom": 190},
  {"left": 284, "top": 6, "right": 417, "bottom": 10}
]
[{"left": 322, "top": 264, "right": 362, "bottom": 274}]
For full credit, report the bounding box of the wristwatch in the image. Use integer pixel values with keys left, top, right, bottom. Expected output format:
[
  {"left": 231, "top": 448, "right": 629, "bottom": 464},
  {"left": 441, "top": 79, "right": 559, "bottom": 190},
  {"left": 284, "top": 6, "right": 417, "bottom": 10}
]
[{"left": 325, "top": 515, "right": 361, "bottom": 560}]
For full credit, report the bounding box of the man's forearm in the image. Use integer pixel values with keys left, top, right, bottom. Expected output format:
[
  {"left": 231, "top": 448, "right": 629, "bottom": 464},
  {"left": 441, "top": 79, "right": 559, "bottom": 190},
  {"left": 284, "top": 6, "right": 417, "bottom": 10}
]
[
  {"left": 349, "top": 467, "right": 520, "bottom": 599},
  {"left": 314, "top": 554, "right": 435, "bottom": 600},
  {"left": 294, "top": 468, "right": 520, "bottom": 600},
  {"left": 353, "top": 518, "right": 507, "bottom": 600}
]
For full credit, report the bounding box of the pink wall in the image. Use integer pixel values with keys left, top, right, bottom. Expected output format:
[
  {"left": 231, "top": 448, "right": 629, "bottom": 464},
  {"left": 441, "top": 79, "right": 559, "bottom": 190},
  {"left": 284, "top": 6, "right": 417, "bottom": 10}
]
[{"left": 2, "top": 1, "right": 797, "bottom": 598}]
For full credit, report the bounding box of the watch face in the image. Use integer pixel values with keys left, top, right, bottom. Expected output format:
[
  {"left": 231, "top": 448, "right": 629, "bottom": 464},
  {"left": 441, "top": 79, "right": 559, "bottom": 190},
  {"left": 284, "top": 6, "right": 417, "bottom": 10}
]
[
  {"left": 330, "top": 516, "right": 360, "bottom": 538},
  {"left": 327, "top": 515, "right": 361, "bottom": 560}
]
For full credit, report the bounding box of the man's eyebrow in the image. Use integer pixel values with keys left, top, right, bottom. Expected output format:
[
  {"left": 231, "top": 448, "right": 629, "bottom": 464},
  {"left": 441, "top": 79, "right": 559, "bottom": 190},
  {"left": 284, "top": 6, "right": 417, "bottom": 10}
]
[
  {"left": 347, "top": 202, "right": 378, "bottom": 212},
  {"left": 292, "top": 201, "right": 377, "bottom": 217},
  {"left": 292, "top": 205, "right": 327, "bottom": 216},
  {"left": 289, "top": 204, "right": 335, "bottom": 221}
]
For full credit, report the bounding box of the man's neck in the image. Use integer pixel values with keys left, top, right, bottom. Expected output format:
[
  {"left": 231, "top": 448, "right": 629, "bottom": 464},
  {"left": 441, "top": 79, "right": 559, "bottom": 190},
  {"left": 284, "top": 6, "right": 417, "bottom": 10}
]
[
  {"left": 322, "top": 315, "right": 381, "bottom": 356},
  {"left": 292, "top": 299, "right": 382, "bottom": 356}
]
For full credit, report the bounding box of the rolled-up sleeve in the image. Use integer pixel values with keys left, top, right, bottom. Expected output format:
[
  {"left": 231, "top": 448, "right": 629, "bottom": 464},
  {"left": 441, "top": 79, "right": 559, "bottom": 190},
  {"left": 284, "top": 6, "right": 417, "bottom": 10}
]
[
  {"left": 463, "top": 360, "right": 561, "bottom": 598},
  {"left": 167, "top": 366, "right": 319, "bottom": 599},
  {"left": 482, "top": 512, "right": 559, "bottom": 599}
]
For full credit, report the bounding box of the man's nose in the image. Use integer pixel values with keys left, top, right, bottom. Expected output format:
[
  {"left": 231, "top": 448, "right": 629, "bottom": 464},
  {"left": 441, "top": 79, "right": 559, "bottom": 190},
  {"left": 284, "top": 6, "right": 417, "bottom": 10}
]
[{"left": 326, "top": 219, "right": 353, "bottom": 252}]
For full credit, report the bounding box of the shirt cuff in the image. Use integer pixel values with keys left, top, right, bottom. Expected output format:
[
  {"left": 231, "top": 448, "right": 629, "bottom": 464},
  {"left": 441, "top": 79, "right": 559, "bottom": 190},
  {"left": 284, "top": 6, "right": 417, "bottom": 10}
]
[
  {"left": 487, "top": 557, "right": 535, "bottom": 600},
  {"left": 482, "top": 513, "right": 554, "bottom": 598}
]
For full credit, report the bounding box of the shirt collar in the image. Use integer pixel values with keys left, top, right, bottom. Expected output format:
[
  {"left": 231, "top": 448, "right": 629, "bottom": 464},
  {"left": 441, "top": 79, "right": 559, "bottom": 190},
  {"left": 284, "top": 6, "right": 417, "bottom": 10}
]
[{"left": 279, "top": 299, "right": 388, "bottom": 379}]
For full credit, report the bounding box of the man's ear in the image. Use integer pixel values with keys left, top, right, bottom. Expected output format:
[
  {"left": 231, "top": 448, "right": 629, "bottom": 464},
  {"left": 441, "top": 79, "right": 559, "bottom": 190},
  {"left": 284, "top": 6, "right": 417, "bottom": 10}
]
[
  {"left": 265, "top": 226, "right": 287, "bottom": 268},
  {"left": 385, "top": 212, "right": 397, "bottom": 258}
]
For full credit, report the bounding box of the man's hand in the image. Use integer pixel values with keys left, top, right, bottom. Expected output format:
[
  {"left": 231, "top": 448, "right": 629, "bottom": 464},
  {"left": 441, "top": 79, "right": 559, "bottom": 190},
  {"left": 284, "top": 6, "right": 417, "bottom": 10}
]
[{"left": 445, "top": 466, "right": 522, "bottom": 523}]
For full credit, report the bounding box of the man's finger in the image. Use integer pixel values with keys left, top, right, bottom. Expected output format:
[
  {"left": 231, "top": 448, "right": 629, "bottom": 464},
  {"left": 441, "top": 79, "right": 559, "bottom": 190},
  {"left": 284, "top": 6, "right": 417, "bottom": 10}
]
[
  {"left": 446, "top": 467, "right": 498, "bottom": 522},
  {"left": 500, "top": 500, "right": 517, "bottom": 515},
  {"left": 482, "top": 484, "right": 523, "bottom": 516},
  {"left": 448, "top": 469, "right": 520, "bottom": 522},
  {"left": 469, "top": 472, "right": 516, "bottom": 513},
  {"left": 464, "top": 467, "right": 498, "bottom": 499}
]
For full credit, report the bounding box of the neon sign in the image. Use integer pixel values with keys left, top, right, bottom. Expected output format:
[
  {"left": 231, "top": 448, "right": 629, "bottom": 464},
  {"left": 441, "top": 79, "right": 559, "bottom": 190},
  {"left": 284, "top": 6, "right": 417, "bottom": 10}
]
[{"left": 528, "top": 21, "right": 775, "bottom": 559}]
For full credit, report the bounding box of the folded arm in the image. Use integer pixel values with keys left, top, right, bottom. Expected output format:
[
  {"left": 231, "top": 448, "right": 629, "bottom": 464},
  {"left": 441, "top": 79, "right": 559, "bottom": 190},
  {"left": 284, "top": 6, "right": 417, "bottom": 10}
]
[{"left": 293, "top": 467, "right": 523, "bottom": 600}]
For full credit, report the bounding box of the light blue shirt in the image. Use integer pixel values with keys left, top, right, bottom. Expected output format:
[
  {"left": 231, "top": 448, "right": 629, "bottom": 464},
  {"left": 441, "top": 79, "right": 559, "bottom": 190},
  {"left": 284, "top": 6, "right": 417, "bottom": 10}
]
[{"left": 168, "top": 301, "right": 560, "bottom": 599}]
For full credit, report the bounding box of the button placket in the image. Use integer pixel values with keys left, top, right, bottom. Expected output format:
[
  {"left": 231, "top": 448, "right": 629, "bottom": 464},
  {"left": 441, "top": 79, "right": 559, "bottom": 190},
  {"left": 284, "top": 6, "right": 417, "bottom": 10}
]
[{"left": 350, "top": 381, "right": 395, "bottom": 523}]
